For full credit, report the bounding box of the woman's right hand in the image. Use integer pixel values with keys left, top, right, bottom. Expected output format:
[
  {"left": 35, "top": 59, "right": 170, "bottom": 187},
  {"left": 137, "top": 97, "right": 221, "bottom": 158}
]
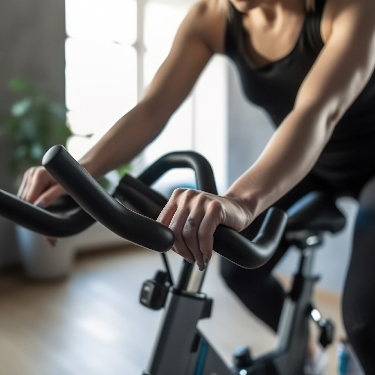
[{"left": 17, "top": 166, "right": 66, "bottom": 208}]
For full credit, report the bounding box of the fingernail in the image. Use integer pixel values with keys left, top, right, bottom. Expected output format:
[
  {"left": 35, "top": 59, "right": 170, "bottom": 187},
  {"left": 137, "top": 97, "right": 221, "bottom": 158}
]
[
  {"left": 197, "top": 262, "right": 206, "bottom": 271},
  {"left": 34, "top": 199, "right": 46, "bottom": 209},
  {"left": 184, "top": 258, "right": 195, "bottom": 264},
  {"left": 203, "top": 255, "right": 209, "bottom": 266}
]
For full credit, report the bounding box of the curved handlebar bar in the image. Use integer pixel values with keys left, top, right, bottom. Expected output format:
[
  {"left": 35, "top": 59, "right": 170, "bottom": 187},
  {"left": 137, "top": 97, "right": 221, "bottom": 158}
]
[
  {"left": 137, "top": 151, "right": 218, "bottom": 194},
  {"left": 43, "top": 145, "right": 287, "bottom": 269},
  {"left": 42, "top": 146, "right": 175, "bottom": 252},
  {"left": 0, "top": 190, "right": 95, "bottom": 237}
]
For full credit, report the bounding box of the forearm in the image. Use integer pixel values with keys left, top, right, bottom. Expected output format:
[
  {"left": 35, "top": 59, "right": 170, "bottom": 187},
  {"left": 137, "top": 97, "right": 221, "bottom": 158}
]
[
  {"left": 79, "top": 99, "right": 167, "bottom": 178},
  {"left": 225, "top": 107, "right": 335, "bottom": 220}
]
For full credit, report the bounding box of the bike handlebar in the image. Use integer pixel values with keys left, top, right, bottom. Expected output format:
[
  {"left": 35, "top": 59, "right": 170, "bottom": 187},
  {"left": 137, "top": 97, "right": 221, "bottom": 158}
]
[
  {"left": 0, "top": 190, "right": 95, "bottom": 237},
  {"left": 42, "top": 145, "right": 287, "bottom": 269},
  {"left": 42, "top": 145, "right": 174, "bottom": 252}
]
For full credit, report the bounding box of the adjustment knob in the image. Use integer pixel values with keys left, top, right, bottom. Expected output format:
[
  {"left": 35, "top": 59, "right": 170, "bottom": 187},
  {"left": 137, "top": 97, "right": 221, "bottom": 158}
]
[
  {"left": 233, "top": 345, "right": 253, "bottom": 368},
  {"left": 319, "top": 319, "right": 335, "bottom": 348}
]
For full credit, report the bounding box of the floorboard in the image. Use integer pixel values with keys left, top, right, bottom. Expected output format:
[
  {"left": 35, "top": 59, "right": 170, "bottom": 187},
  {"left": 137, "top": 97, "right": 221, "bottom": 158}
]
[{"left": 0, "top": 245, "right": 343, "bottom": 374}]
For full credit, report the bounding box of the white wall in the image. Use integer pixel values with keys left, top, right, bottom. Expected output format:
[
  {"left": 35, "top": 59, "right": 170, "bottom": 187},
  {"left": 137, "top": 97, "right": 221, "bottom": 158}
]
[{"left": 194, "top": 55, "right": 228, "bottom": 195}]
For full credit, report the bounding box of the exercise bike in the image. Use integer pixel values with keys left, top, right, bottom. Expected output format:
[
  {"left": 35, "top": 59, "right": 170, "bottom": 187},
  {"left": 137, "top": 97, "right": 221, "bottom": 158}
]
[{"left": 0, "top": 146, "right": 343, "bottom": 375}]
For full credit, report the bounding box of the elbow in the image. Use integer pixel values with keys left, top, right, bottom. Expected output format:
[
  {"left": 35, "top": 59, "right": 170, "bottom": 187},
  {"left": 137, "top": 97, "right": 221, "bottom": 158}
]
[
  {"left": 303, "top": 96, "right": 347, "bottom": 137},
  {"left": 292, "top": 100, "right": 339, "bottom": 142},
  {"left": 325, "top": 104, "right": 342, "bottom": 135}
]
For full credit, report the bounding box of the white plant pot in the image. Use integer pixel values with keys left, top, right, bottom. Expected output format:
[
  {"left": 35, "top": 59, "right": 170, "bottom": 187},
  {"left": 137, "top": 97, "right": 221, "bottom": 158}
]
[
  {"left": 16, "top": 222, "right": 127, "bottom": 279},
  {"left": 16, "top": 226, "right": 74, "bottom": 279}
]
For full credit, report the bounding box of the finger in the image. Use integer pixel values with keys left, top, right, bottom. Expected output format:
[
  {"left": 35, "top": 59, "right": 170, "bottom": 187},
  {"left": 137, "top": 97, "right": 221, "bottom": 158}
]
[
  {"left": 169, "top": 207, "right": 195, "bottom": 263},
  {"left": 34, "top": 184, "right": 66, "bottom": 208},
  {"left": 157, "top": 201, "right": 178, "bottom": 228},
  {"left": 157, "top": 188, "right": 186, "bottom": 227},
  {"left": 18, "top": 168, "right": 36, "bottom": 200},
  {"left": 24, "top": 169, "right": 52, "bottom": 204},
  {"left": 182, "top": 211, "right": 205, "bottom": 267},
  {"left": 198, "top": 201, "right": 223, "bottom": 266}
]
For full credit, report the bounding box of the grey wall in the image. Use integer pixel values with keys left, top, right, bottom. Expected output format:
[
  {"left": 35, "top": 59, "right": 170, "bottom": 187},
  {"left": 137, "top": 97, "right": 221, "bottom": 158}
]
[
  {"left": 226, "top": 63, "right": 274, "bottom": 186},
  {"left": 225, "top": 62, "right": 355, "bottom": 293},
  {"left": 0, "top": 0, "right": 65, "bottom": 267}
]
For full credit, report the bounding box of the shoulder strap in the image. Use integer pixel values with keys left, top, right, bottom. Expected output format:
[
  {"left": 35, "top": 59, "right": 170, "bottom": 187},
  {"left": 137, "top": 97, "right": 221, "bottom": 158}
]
[{"left": 224, "top": 2, "right": 243, "bottom": 58}]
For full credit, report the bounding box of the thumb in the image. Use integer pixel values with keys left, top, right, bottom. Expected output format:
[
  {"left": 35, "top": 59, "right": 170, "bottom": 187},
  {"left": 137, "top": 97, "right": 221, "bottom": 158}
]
[{"left": 34, "top": 184, "right": 67, "bottom": 209}]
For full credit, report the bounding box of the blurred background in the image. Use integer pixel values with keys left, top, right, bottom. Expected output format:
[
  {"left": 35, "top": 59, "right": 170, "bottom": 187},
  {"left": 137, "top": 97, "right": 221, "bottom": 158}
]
[{"left": 0, "top": 0, "right": 358, "bottom": 373}]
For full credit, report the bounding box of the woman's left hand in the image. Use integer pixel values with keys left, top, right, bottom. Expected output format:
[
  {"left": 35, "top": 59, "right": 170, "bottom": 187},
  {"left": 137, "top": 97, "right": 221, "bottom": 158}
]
[{"left": 157, "top": 188, "right": 253, "bottom": 270}]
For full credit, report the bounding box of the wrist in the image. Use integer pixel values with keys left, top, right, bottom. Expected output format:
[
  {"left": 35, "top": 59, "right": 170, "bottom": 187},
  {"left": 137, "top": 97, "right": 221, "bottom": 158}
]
[
  {"left": 79, "top": 156, "right": 104, "bottom": 180},
  {"left": 224, "top": 189, "right": 261, "bottom": 221}
]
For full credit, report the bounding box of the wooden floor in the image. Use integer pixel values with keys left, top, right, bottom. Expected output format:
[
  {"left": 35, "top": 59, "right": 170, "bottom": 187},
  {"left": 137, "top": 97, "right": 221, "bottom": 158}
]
[{"left": 0, "top": 245, "right": 344, "bottom": 375}]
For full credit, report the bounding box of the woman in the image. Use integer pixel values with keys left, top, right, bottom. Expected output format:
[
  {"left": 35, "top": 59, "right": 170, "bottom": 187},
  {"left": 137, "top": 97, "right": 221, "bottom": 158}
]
[{"left": 18, "top": 0, "right": 375, "bottom": 373}]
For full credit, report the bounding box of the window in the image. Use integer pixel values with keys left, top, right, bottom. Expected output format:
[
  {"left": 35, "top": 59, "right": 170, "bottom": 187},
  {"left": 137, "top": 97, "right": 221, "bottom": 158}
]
[
  {"left": 65, "top": 0, "right": 137, "bottom": 160},
  {"left": 65, "top": 0, "right": 228, "bottom": 193}
]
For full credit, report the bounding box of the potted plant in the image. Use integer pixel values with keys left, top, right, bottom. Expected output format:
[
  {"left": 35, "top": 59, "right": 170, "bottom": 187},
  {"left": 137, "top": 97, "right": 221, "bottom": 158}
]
[
  {"left": 1, "top": 78, "right": 131, "bottom": 279},
  {"left": 0, "top": 78, "right": 75, "bottom": 278},
  {"left": 1, "top": 77, "right": 72, "bottom": 188}
]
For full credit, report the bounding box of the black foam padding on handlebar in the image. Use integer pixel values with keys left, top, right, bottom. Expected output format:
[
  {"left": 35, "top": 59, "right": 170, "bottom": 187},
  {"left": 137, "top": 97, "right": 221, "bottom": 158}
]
[
  {"left": 42, "top": 145, "right": 174, "bottom": 252},
  {"left": 115, "top": 174, "right": 167, "bottom": 220},
  {"left": 0, "top": 189, "right": 95, "bottom": 237},
  {"left": 213, "top": 208, "right": 287, "bottom": 268},
  {"left": 123, "top": 151, "right": 288, "bottom": 269}
]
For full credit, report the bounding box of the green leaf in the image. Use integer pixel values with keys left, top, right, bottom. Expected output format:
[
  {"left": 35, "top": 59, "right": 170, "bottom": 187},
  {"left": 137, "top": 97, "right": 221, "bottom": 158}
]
[
  {"left": 14, "top": 145, "right": 28, "bottom": 160},
  {"left": 11, "top": 98, "right": 32, "bottom": 117},
  {"left": 3, "top": 77, "right": 72, "bottom": 175},
  {"left": 19, "top": 118, "right": 39, "bottom": 140},
  {"left": 50, "top": 102, "right": 67, "bottom": 119},
  {"left": 30, "top": 142, "right": 44, "bottom": 160},
  {"left": 117, "top": 164, "right": 131, "bottom": 177},
  {"left": 9, "top": 78, "right": 30, "bottom": 94},
  {"left": 97, "top": 176, "right": 110, "bottom": 189}
]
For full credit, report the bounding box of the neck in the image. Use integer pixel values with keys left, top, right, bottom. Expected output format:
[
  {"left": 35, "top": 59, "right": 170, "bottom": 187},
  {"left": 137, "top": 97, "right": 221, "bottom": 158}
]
[{"left": 230, "top": 0, "right": 306, "bottom": 17}]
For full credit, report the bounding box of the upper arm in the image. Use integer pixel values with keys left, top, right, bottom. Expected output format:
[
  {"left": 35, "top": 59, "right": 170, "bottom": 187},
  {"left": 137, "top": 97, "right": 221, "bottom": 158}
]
[
  {"left": 294, "top": 0, "right": 375, "bottom": 128},
  {"left": 141, "top": 0, "right": 225, "bottom": 124}
]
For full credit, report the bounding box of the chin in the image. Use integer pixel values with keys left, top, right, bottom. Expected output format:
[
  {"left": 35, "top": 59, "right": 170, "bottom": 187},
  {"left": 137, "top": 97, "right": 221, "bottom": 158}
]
[{"left": 229, "top": 0, "right": 258, "bottom": 12}]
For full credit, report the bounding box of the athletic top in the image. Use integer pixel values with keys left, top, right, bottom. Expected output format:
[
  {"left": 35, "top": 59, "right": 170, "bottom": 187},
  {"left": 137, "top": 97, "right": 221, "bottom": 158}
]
[{"left": 225, "top": 0, "right": 375, "bottom": 194}]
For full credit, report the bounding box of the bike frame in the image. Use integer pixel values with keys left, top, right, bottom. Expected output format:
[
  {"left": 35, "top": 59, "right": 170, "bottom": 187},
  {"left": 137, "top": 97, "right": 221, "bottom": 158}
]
[{"left": 143, "top": 236, "right": 321, "bottom": 375}]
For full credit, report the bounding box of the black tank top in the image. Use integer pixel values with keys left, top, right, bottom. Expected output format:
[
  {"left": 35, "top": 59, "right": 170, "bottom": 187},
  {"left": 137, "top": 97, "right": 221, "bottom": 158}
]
[{"left": 225, "top": 0, "right": 375, "bottom": 192}]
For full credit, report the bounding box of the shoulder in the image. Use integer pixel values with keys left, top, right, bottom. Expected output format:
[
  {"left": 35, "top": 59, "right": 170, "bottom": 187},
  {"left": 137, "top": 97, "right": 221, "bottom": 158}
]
[
  {"left": 322, "top": 0, "right": 375, "bottom": 42},
  {"left": 324, "top": 0, "right": 375, "bottom": 17},
  {"left": 182, "top": 0, "right": 227, "bottom": 54}
]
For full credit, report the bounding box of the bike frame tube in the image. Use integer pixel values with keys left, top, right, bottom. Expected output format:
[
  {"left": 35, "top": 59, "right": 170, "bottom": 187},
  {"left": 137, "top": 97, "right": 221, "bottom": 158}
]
[{"left": 237, "top": 245, "right": 319, "bottom": 375}]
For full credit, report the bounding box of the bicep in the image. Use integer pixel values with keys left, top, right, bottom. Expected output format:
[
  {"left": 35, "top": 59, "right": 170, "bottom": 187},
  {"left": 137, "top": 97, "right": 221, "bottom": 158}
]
[
  {"left": 141, "top": 4, "right": 215, "bottom": 123},
  {"left": 294, "top": 0, "right": 375, "bottom": 127}
]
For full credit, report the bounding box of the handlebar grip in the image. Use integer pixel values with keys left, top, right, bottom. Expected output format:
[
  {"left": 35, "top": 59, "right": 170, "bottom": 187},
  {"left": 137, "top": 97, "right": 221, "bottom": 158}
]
[
  {"left": 118, "top": 154, "right": 288, "bottom": 269},
  {"left": 213, "top": 207, "right": 287, "bottom": 268},
  {"left": 0, "top": 189, "right": 95, "bottom": 237},
  {"left": 42, "top": 145, "right": 174, "bottom": 252}
]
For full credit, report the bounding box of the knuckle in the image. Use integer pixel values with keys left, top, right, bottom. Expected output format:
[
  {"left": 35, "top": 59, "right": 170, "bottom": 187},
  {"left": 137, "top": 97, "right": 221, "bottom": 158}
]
[
  {"left": 171, "top": 188, "right": 186, "bottom": 198},
  {"left": 183, "top": 189, "right": 197, "bottom": 201},
  {"left": 208, "top": 200, "right": 223, "bottom": 214},
  {"left": 34, "top": 167, "right": 46, "bottom": 178},
  {"left": 196, "top": 193, "right": 208, "bottom": 205}
]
